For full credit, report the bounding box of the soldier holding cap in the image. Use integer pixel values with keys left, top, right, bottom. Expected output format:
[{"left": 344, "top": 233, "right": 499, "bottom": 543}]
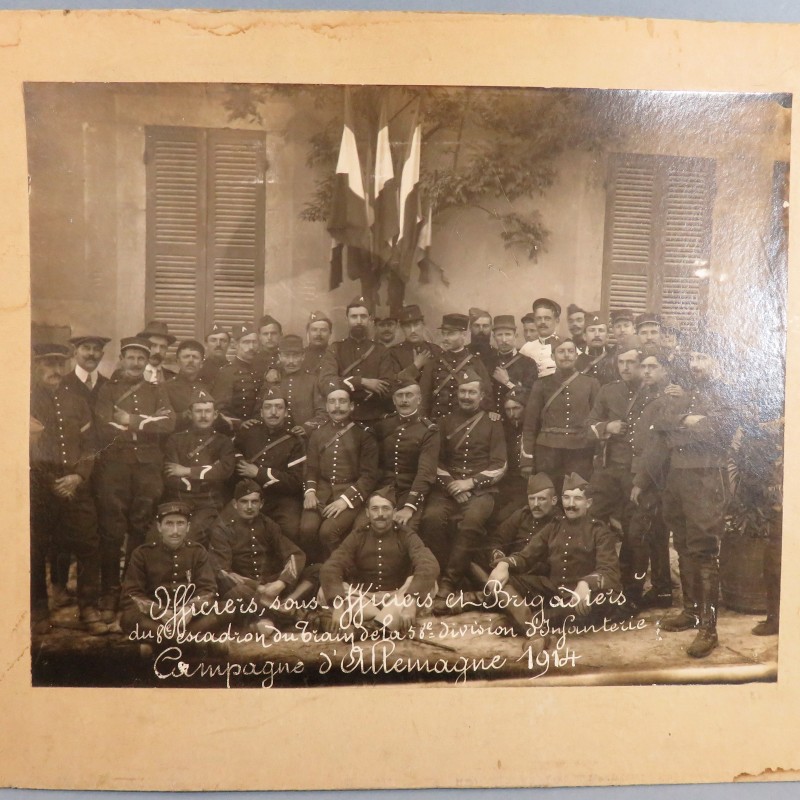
[
  {"left": 576, "top": 312, "right": 617, "bottom": 386},
  {"left": 61, "top": 334, "right": 111, "bottom": 409},
  {"left": 318, "top": 296, "right": 396, "bottom": 424},
  {"left": 137, "top": 320, "right": 177, "bottom": 385},
  {"left": 253, "top": 314, "right": 283, "bottom": 381},
  {"left": 162, "top": 339, "right": 213, "bottom": 432},
  {"left": 519, "top": 298, "right": 562, "bottom": 378},
  {"left": 566, "top": 304, "right": 588, "bottom": 353},
  {"left": 419, "top": 313, "right": 493, "bottom": 419},
  {"left": 487, "top": 314, "right": 538, "bottom": 413},
  {"left": 209, "top": 479, "right": 309, "bottom": 635},
  {"left": 300, "top": 381, "right": 379, "bottom": 559},
  {"left": 390, "top": 304, "right": 442, "bottom": 384},
  {"left": 94, "top": 336, "right": 176, "bottom": 615},
  {"left": 120, "top": 501, "right": 222, "bottom": 642},
  {"left": 485, "top": 473, "right": 621, "bottom": 638},
  {"left": 420, "top": 367, "right": 507, "bottom": 611},
  {"left": 211, "top": 322, "right": 263, "bottom": 430},
  {"left": 30, "top": 343, "right": 104, "bottom": 634},
  {"left": 366, "top": 379, "right": 440, "bottom": 532},
  {"left": 521, "top": 337, "right": 601, "bottom": 493},
  {"left": 319, "top": 487, "right": 440, "bottom": 633},
  {"left": 235, "top": 385, "right": 306, "bottom": 547},
  {"left": 162, "top": 388, "right": 236, "bottom": 547},
  {"left": 303, "top": 310, "right": 333, "bottom": 375},
  {"left": 198, "top": 323, "right": 231, "bottom": 385}
]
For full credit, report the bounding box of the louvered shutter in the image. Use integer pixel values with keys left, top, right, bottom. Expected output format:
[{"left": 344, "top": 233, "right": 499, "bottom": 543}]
[
  {"left": 146, "top": 126, "right": 266, "bottom": 340},
  {"left": 145, "top": 127, "right": 207, "bottom": 341},
  {"left": 205, "top": 129, "right": 266, "bottom": 330},
  {"left": 602, "top": 153, "right": 714, "bottom": 330}
]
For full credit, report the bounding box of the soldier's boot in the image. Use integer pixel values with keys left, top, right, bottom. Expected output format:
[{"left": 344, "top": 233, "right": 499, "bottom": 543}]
[
  {"left": 687, "top": 566, "right": 719, "bottom": 659},
  {"left": 80, "top": 606, "right": 110, "bottom": 636},
  {"left": 754, "top": 537, "right": 781, "bottom": 636},
  {"left": 660, "top": 559, "right": 699, "bottom": 632}
]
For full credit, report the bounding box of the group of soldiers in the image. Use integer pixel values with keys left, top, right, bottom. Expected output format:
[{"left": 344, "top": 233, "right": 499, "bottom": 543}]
[{"left": 29, "top": 297, "right": 780, "bottom": 661}]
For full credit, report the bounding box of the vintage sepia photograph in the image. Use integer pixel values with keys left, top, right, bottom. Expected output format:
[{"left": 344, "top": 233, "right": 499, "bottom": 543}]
[{"left": 26, "top": 81, "right": 788, "bottom": 689}]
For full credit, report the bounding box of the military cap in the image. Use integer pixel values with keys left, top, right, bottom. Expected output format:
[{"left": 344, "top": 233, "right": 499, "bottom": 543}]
[
  {"left": 616, "top": 335, "right": 642, "bottom": 356},
  {"left": 369, "top": 485, "right": 397, "bottom": 507},
  {"left": 562, "top": 472, "right": 589, "bottom": 493},
  {"left": 531, "top": 298, "right": 562, "bottom": 318},
  {"left": 280, "top": 334, "right": 305, "bottom": 354},
  {"left": 660, "top": 316, "right": 683, "bottom": 335},
  {"left": 322, "top": 378, "right": 350, "bottom": 397},
  {"left": 520, "top": 312, "right": 537, "bottom": 325},
  {"left": 492, "top": 314, "right": 517, "bottom": 331},
  {"left": 584, "top": 312, "right": 606, "bottom": 327},
  {"left": 307, "top": 310, "right": 332, "bottom": 327},
  {"left": 234, "top": 478, "right": 263, "bottom": 500},
  {"left": 346, "top": 295, "right": 373, "bottom": 314},
  {"left": 32, "top": 343, "right": 71, "bottom": 360},
  {"left": 205, "top": 322, "right": 230, "bottom": 340},
  {"left": 392, "top": 378, "right": 420, "bottom": 394},
  {"left": 137, "top": 320, "right": 176, "bottom": 345},
  {"left": 156, "top": 501, "right": 192, "bottom": 520},
  {"left": 258, "top": 314, "right": 282, "bottom": 330},
  {"left": 553, "top": 337, "right": 577, "bottom": 351},
  {"left": 505, "top": 386, "right": 529, "bottom": 406},
  {"left": 566, "top": 304, "right": 585, "bottom": 317},
  {"left": 439, "top": 313, "right": 470, "bottom": 331},
  {"left": 610, "top": 308, "right": 635, "bottom": 324},
  {"left": 120, "top": 336, "right": 152, "bottom": 355},
  {"left": 176, "top": 338, "right": 206, "bottom": 357},
  {"left": 398, "top": 304, "right": 424, "bottom": 324},
  {"left": 635, "top": 312, "right": 662, "bottom": 330},
  {"left": 457, "top": 367, "right": 483, "bottom": 386},
  {"left": 231, "top": 322, "right": 257, "bottom": 340},
  {"left": 468, "top": 307, "right": 492, "bottom": 323},
  {"left": 189, "top": 388, "right": 216, "bottom": 406},
  {"left": 374, "top": 305, "right": 398, "bottom": 322},
  {"left": 638, "top": 343, "right": 671, "bottom": 366},
  {"left": 527, "top": 472, "right": 555, "bottom": 495},
  {"left": 261, "top": 385, "right": 287, "bottom": 403},
  {"left": 69, "top": 334, "right": 111, "bottom": 348}
]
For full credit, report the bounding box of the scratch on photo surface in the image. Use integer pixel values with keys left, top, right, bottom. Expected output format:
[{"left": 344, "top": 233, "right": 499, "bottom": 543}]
[{"left": 0, "top": 646, "right": 28, "bottom": 684}]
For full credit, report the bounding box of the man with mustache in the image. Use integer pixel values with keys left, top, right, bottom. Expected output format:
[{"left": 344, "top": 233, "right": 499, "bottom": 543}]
[
  {"left": 61, "top": 333, "right": 111, "bottom": 409},
  {"left": 198, "top": 322, "right": 231, "bottom": 385},
  {"left": 318, "top": 296, "right": 395, "bottom": 425},
  {"left": 389, "top": 304, "right": 442, "bottom": 384},
  {"left": 491, "top": 386, "right": 530, "bottom": 524},
  {"left": 303, "top": 310, "right": 333, "bottom": 375},
  {"left": 253, "top": 314, "right": 283, "bottom": 382},
  {"left": 374, "top": 306, "right": 400, "bottom": 347},
  {"left": 162, "top": 339, "right": 213, "bottom": 432},
  {"left": 211, "top": 322, "right": 263, "bottom": 431},
  {"left": 137, "top": 320, "right": 177, "bottom": 385},
  {"left": 566, "top": 304, "right": 588, "bottom": 353},
  {"left": 486, "top": 314, "right": 538, "bottom": 414},
  {"left": 576, "top": 312, "right": 617, "bottom": 385},
  {"left": 519, "top": 298, "right": 562, "bottom": 378},
  {"left": 467, "top": 307, "right": 496, "bottom": 372}
]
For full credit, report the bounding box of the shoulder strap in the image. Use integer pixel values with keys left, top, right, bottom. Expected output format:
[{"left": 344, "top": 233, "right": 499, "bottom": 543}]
[
  {"left": 542, "top": 372, "right": 581, "bottom": 415},
  {"left": 320, "top": 421, "right": 356, "bottom": 452},
  {"left": 433, "top": 353, "right": 473, "bottom": 397},
  {"left": 342, "top": 343, "right": 377, "bottom": 375},
  {"left": 248, "top": 432, "right": 294, "bottom": 464},
  {"left": 114, "top": 380, "right": 146, "bottom": 406},
  {"left": 448, "top": 411, "right": 485, "bottom": 451},
  {"left": 579, "top": 351, "right": 607, "bottom": 375},
  {"left": 503, "top": 353, "right": 523, "bottom": 370},
  {"left": 187, "top": 436, "right": 215, "bottom": 461}
]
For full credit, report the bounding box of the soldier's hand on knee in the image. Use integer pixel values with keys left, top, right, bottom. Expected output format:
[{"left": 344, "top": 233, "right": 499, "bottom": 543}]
[
  {"left": 322, "top": 498, "right": 348, "bottom": 518},
  {"left": 303, "top": 491, "right": 319, "bottom": 511},
  {"left": 630, "top": 486, "right": 642, "bottom": 506}
]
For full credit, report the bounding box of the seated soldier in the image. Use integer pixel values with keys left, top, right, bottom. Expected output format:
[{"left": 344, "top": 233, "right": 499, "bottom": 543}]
[
  {"left": 365, "top": 378, "right": 439, "bottom": 533},
  {"left": 234, "top": 386, "right": 306, "bottom": 549},
  {"left": 162, "top": 389, "right": 236, "bottom": 547},
  {"left": 208, "top": 479, "right": 311, "bottom": 635},
  {"left": 319, "top": 488, "right": 439, "bottom": 633},
  {"left": 120, "top": 501, "right": 223, "bottom": 646},
  {"left": 484, "top": 472, "right": 621, "bottom": 644},
  {"left": 300, "top": 380, "right": 379, "bottom": 559}
]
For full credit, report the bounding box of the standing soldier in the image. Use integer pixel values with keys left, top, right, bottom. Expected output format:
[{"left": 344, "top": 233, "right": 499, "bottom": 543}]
[
  {"left": 576, "top": 312, "right": 617, "bottom": 385},
  {"left": 420, "top": 368, "right": 507, "bottom": 612},
  {"left": 235, "top": 386, "right": 307, "bottom": 548},
  {"left": 30, "top": 344, "right": 104, "bottom": 635},
  {"left": 487, "top": 314, "right": 538, "bottom": 413},
  {"left": 519, "top": 298, "right": 562, "bottom": 378},
  {"left": 300, "top": 381, "right": 379, "bottom": 559},
  {"left": 419, "top": 313, "right": 492, "bottom": 420},
  {"left": 253, "top": 314, "right": 283, "bottom": 382},
  {"left": 303, "top": 310, "right": 333, "bottom": 375},
  {"left": 162, "top": 388, "right": 236, "bottom": 547},
  {"left": 492, "top": 387, "right": 530, "bottom": 524},
  {"left": 212, "top": 322, "right": 263, "bottom": 431},
  {"left": 636, "top": 312, "right": 662, "bottom": 347},
  {"left": 390, "top": 304, "right": 442, "bottom": 384},
  {"left": 521, "top": 338, "right": 600, "bottom": 493},
  {"left": 137, "top": 320, "right": 177, "bottom": 384},
  {"left": 467, "top": 307, "right": 496, "bottom": 371},
  {"left": 162, "top": 339, "right": 212, "bottom": 432},
  {"left": 198, "top": 322, "right": 231, "bottom": 386},
  {"left": 94, "top": 337, "right": 176, "bottom": 617},
  {"left": 367, "top": 379, "right": 440, "bottom": 533},
  {"left": 644, "top": 331, "right": 737, "bottom": 658},
  {"left": 610, "top": 308, "right": 636, "bottom": 342},
  {"left": 374, "top": 306, "right": 400, "bottom": 347},
  {"left": 62, "top": 333, "right": 111, "bottom": 409},
  {"left": 319, "top": 296, "right": 395, "bottom": 425},
  {"left": 566, "top": 304, "right": 588, "bottom": 353}
]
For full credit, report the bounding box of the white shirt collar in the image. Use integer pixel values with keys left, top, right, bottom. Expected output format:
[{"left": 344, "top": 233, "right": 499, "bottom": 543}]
[{"left": 75, "top": 364, "right": 96, "bottom": 387}]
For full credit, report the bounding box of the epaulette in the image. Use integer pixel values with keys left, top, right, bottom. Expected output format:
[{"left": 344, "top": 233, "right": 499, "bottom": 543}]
[{"left": 420, "top": 416, "right": 437, "bottom": 431}]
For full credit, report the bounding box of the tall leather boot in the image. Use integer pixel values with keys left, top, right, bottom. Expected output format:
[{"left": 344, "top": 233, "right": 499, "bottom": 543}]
[
  {"left": 753, "top": 517, "right": 781, "bottom": 636},
  {"left": 660, "top": 555, "right": 699, "bottom": 632},
  {"left": 688, "top": 563, "right": 719, "bottom": 658}
]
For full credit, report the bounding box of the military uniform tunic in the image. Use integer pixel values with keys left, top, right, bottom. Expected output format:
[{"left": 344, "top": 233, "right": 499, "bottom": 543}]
[
  {"left": 485, "top": 349, "right": 539, "bottom": 414},
  {"left": 162, "top": 374, "right": 215, "bottom": 432},
  {"left": 212, "top": 358, "right": 263, "bottom": 425},
  {"left": 302, "top": 344, "right": 328, "bottom": 376},
  {"left": 263, "top": 369, "right": 326, "bottom": 432},
  {"left": 576, "top": 347, "right": 618, "bottom": 386},
  {"left": 60, "top": 368, "right": 108, "bottom": 412},
  {"left": 419, "top": 349, "right": 493, "bottom": 420},
  {"left": 389, "top": 340, "right": 443, "bottom": 383},
  {"left": 198, "top": 356, "right": 228, "bottom": 386},
  {"left": 488, "top": 507, "right": 560, "bottom": 566},
  {"left": 519, "top": 334, "right": 560, "bottom": 378}
]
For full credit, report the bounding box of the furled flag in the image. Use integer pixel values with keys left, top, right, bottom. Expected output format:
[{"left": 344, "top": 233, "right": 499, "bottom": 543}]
[
  {"left": 416, "top": 203, "right": 449, "bottom": 286},
  {"left": 372, "top": 97, "right": 399, "bottom": 263},
  {"left": 328, "top": 88, "right": 370, "bottom": 290},
  {"left": 395, "top": 101, "right": 423, "bottom": 281}
]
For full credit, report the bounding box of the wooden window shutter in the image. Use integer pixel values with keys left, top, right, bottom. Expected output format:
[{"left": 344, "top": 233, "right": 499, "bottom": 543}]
[{"left": 146, "top": 126, "right": 266, "bottom": 339}]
